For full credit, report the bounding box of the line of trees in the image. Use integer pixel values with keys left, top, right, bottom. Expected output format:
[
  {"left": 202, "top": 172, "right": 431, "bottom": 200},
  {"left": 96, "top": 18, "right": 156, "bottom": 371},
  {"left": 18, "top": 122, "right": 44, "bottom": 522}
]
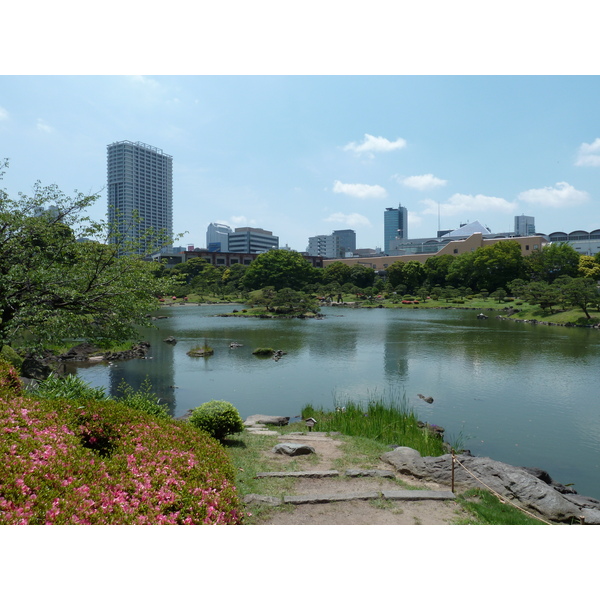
[
  {"left": 165, "top": 241, "right": 599, "bottom": 306},
  {"left": 4, "top": 160, "right": 600, "bottom": 354}
]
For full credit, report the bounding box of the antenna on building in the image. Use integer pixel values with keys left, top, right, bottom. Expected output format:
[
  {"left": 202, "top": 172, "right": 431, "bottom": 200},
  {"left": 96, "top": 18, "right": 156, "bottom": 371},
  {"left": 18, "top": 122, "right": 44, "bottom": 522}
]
[{"left": 438, "top": 202, "right": 440, "bottom": 232}]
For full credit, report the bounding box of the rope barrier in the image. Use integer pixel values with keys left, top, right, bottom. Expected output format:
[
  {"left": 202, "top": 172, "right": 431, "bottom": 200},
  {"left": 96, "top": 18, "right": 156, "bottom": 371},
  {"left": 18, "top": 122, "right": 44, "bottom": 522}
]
[{"left": 452, "top": 453, "right": 554, "bottom": 525}]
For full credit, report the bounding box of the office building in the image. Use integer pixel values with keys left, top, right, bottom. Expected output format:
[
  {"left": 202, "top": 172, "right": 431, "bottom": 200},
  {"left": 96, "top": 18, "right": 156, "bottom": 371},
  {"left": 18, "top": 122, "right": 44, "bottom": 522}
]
[
  {"left": 206, "top": 222, "right": 233, "bottom": 252},
  {"left": 332, "top": 229, "right": 356, "bottom": 256},
  {"left": 307, "top": 234, "right": 341, "bottom": 258},
  {"left": 107, "top": 140, "right": 173, "bottom": 255},
  {"left": 384, "top": 204, "right": 408, "bottom": 254},
  {"left": 228, "top": 227, "right": 278, "bottom": 253},
  {"left": 307, "top": 229, "right": 356, "bottom": 258},
  {"left": 515, "top": 215, "right": 535, "bottom": 237}
]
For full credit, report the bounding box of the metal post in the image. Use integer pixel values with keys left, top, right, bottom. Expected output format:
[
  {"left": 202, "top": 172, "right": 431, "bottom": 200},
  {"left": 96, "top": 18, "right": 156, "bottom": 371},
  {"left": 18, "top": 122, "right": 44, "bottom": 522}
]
[{"left": 451, "top": 450, "right": 455, "bottom": 494}]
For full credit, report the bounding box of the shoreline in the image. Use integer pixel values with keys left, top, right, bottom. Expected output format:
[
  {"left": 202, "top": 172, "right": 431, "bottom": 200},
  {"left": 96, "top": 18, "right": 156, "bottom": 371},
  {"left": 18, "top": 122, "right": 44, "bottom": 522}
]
[{"left": 158, "top": 299, "right": 600, "bottom": 329}]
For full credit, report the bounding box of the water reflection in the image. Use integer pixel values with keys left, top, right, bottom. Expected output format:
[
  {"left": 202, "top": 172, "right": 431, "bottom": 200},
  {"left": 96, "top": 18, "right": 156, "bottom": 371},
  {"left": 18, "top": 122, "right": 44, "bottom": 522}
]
[{"left": 70, "top": 305, "right": 600, "bottom": 500}]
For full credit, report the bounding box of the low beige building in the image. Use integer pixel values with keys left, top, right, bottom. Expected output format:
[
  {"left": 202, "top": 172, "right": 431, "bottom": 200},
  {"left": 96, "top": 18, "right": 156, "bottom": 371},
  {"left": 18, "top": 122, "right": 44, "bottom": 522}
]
[{"left": 323, "top": 233, "right": 547, "bottom": 270}]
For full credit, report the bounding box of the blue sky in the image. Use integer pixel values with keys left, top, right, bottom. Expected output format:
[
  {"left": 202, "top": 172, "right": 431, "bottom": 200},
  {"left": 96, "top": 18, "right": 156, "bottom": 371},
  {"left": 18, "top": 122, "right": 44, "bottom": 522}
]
[{"left": 2, "top": 75, "right": 600, "bottom": 252}]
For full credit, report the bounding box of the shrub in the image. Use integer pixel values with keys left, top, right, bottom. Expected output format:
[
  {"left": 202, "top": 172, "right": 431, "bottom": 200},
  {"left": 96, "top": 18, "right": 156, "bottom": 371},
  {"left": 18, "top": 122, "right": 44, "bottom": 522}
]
[
  {"left": 1, "top": 346, "right": 23, "bottom": 372},
  {"left": 0, "top": 393, "right": 243, "bottom": 524},
  {"left": 188, "top": 400, "right": 244, "bottom": 441}
]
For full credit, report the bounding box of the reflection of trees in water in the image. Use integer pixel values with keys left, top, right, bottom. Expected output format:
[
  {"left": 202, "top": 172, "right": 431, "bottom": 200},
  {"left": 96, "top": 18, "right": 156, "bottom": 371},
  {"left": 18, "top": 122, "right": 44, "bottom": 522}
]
[{"left": 108, "top": 341, "right": 177, "bottom": 416}]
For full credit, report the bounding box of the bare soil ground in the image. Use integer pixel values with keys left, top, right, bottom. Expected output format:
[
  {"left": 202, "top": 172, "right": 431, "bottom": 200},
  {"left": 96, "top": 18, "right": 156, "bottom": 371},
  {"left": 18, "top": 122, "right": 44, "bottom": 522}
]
[{"left": 250, "top": 432, "right": 470, "bottom": 525}]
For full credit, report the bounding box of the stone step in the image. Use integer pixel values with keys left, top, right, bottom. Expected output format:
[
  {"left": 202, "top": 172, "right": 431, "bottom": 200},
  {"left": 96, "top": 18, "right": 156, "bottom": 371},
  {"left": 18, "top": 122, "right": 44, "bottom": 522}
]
[
  {"left": 244, "top": 490, "right": 455, "bottom": 506},
  {"left": 255, "top": 469, "right": 397, "bottom": 479}
]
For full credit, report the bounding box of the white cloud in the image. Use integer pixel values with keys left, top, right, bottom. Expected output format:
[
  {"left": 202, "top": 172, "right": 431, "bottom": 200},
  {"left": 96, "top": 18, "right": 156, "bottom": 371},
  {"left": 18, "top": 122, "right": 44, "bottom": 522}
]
[
  {"left": 333, "top": 180, "right": 387, "bottom": 198},
  {"left": 517, "top": 182, "right": 590, "bottom": 207},
  {"left": 343, "top": 134, "right": 406, "bottom": 155},
  {"left": 229, "top": 215, "right": 257, "bottom": 227},
  {"left": 130, "top": 75, "right": 160, "bottom": 89},
  {"left": 420, "top": 193, "right": 517, "bottom": 217},
  {"left": 575, "top": 138, "right": 600, "bottom": 166},
  {"left": 408, "top": 213, "right": 422, "bottom": 227},
  {"left": 36, "top": 118, "right": 54, "bottom": 134},
  {"left": 324, "top": 212, "right": 372, "bottom": 227},
  {"left": 0, "top": 106, "right": 8, "bottom": 121},
  {"left": 399, "top": 173, "right": 447, "bottom": 190}
]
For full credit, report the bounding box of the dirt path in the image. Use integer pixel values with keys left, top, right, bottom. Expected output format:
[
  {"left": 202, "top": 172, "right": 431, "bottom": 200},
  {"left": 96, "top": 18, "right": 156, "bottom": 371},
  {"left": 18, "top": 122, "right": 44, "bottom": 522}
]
[{"left": 247, "top": 432, "right": 470, "bottom": 525}]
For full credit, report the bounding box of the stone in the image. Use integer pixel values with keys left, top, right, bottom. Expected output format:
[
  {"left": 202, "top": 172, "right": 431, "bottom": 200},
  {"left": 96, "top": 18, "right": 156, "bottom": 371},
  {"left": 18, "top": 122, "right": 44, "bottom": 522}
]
[
  {"left": 256, "top": 470, "right": 339, "bottom": 478},
  {"left": 272, "top": 443, "right": 316, "bottom": 456},
  {"left": 163, "top": 336, "right": 177, "bottom": 344},
  {"left": 20, "top": 356, "right": 56, "bottom": 381},
  {"left": 345, "top": 469, "right": 396, "bottom": 478},
  {"left": 244, "top": 414, "right": 290, "bottom": 427},
  {"left": 381, "top": 447, "right": 600, "bottom": 524}
]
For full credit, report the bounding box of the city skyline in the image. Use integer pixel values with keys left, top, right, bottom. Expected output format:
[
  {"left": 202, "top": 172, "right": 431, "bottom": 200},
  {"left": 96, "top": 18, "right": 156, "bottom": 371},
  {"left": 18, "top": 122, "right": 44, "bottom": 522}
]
[{"left": 2, "top": 76, "right": 600, "bottom": 253}]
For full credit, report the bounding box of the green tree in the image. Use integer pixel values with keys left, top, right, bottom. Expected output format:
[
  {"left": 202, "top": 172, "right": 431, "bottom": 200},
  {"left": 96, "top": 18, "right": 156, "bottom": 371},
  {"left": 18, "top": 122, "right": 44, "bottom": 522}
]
[
  {"left": 402, "top": 261, "right": 427, "bottom": 293},
  {"left": 472, "top": 241, "right": 525, "bottom": 291},
  {"left": 323, "top": 261, "right": 352, "bottom": 286},
  {"left": 242, "top": 249, "right": 319, "bottom": 291},
  {"left": 563, "top": 277, "right": 599, "bottom": 319},
  {"left": 0, "top": 163, "right": 166, "bottom": 348},
  {"left": 424, "top": 254, "right": 456, "bottom": 287},
  {"left": 170, "top": 257, "right": 212, "bottom": 284},
  {"left": 221, "top": 263, "right": 248, "bottom": 290},
  {"left": 385, "top": 261, "right": 405, "bottom": 288},
  {"left": 521, "top": 281, "right": 561, "bottom": 313},
  {"left": 525, "top": 243, "right": 581, "bottom": 283},
  {"left": 446, "top": 252, "right": 477, "bottom": 289},
  {"left": 578, "top": 255, "right": 600, "bottom": 280},
  {"left": 348, "top": 264, "right": 376, "bottom": 288}
]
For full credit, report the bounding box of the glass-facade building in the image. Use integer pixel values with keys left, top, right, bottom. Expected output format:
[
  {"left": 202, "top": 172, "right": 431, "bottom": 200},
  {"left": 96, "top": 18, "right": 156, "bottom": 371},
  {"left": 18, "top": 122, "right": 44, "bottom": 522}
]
[
  {"left": 384, "top": 204, "right": 408, "bottom": 254},
  {"left": 107, "top": 140, "right": 173, "bottom": 255}
]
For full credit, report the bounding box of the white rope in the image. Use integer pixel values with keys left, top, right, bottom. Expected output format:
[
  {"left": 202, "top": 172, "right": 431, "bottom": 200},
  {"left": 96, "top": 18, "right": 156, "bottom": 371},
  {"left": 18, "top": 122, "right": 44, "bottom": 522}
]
[{"left": 453, "top": 455, "right": 554, "bottom": 525}]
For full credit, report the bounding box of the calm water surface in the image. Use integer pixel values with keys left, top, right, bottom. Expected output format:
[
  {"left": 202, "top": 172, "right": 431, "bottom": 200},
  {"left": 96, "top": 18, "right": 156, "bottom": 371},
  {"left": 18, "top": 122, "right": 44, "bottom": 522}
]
[{"left": 71, "top": 305, "right": 600, "bottom": 499}]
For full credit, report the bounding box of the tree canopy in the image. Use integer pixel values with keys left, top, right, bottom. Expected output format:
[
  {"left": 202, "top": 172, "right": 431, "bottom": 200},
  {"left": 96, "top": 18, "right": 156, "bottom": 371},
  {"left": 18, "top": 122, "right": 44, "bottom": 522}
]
[
  {"left": 0, "top": 162, "right": 167, "bottom": 348},
  {"left": 525, "top": 243, "right": 581, "bottom": 283},
  {"left": 241, "top": 249, "right": 319, "bottom": 291}
]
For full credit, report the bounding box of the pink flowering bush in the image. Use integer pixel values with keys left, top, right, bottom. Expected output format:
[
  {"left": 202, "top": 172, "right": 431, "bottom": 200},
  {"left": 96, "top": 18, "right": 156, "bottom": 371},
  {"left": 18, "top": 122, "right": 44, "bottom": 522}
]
[{"left": 0, "top": 360, "right": 243, "bottom": 525}]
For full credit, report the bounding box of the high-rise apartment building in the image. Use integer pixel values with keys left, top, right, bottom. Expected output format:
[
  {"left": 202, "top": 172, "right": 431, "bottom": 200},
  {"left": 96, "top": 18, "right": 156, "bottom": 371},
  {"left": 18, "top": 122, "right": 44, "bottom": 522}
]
[
  {"left": 206, "top": 222, "right": 233, "bottom": 252},
  {"left": 107, "top": 140, "right": 173, "bottom": 255},
  {"left": 514, "top": 215, "right": 535, "bottom": 237},
  {"left": 384, "top": 204, "right": 408, "bottom": 254},
  {"left": 307, "top": 234, "right": 341, "bottom": 258}
]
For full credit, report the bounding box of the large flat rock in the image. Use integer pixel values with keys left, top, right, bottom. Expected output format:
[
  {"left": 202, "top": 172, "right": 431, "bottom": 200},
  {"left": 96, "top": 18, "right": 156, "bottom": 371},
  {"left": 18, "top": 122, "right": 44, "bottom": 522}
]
[{"left": 382, "top": 447, "right": 600, "bottom": 524}]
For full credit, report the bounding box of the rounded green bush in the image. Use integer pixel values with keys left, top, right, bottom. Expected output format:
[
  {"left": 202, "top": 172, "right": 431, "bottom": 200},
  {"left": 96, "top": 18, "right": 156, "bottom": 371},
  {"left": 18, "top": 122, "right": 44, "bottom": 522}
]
[{"left": 189, "top": 400, "right": 244, "bottom": 440}]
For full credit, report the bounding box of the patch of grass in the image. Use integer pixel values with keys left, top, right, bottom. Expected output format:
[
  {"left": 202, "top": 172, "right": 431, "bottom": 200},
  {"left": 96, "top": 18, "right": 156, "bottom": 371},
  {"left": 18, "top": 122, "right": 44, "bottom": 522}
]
[
  {"left": 456, "top": 488, "right": 548, "bottom": 525},
  {"left": 302, "top": 392, "right": 447, "bottom": 457},
  {"left": 370, "top": 497, "right": 404, "bottom": 515},
  {"left": 223, "top": 431, "right": 299, "bottom": 523},
  {"left": 332, "top": 435, "right": 392, "bottom": 470}
]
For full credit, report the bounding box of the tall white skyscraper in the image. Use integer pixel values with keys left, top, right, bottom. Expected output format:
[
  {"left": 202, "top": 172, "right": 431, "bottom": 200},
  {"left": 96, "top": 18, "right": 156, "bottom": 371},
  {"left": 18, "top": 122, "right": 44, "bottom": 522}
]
[
  {"left": 206, "top": 223, "right": 233, "bottom": 252},
  {"left": 107, "top": 140, "right": 173, "bottom": 255}
]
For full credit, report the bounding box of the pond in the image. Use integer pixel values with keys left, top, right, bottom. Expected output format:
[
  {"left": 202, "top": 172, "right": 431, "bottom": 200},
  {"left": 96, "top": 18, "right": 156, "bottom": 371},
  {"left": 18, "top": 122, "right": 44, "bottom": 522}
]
[{"left": 70, "top": 304, "right": 600, "bottom": 500}]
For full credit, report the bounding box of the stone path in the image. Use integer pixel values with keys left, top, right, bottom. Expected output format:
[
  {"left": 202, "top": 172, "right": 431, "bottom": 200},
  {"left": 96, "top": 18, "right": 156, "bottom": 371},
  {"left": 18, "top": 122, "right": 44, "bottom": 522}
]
[{"left": 244, "top": 426, "right": 466, "bottom": 525}]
